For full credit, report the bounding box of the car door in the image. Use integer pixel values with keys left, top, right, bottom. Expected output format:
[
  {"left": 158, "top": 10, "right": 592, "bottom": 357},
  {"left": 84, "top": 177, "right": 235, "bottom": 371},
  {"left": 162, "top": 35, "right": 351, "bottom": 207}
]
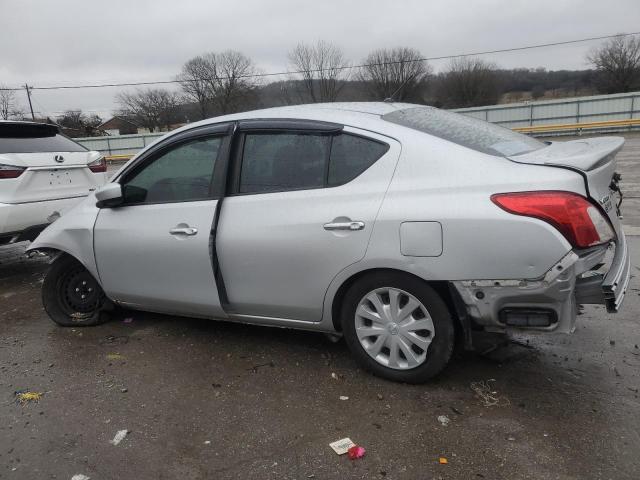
[
  {"left": 93, "top": 124, "right": 232, "bottom": 318},
  {"left": 217, "top": 120, "right": 401, "bottom": 322}
]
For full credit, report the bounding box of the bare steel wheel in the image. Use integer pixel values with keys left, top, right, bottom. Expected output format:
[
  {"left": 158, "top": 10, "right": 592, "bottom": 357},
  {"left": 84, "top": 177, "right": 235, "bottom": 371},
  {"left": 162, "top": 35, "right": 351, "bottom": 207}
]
[
  {"left": 42, "top": 254, "right": 111, "bottom": 327},
  {"left": 341, "top": 271, "right": 454, "bottom": 383},
  {"left": 355, "top": 287, "right": 434, "bottom": 370}
]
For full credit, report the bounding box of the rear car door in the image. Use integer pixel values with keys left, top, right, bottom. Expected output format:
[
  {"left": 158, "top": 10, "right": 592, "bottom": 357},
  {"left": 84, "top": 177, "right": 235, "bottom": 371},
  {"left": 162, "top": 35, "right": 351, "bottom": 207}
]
[
  {"left": 217, "top": 120, "right": 400, "bottom": 322},
  {"left": 93, "top": 124, "right": 232, "bottom": 318}
]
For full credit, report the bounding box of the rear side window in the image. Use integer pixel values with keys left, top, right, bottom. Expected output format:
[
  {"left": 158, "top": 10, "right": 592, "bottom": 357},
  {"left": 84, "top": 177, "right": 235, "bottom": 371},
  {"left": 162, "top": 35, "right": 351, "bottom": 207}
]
[
  {"left": 240, "top": 133, "right": 330, "bottom": 194},
  {"left": 0, "top": 125, "right": 87, "bottom": 153},
  {"left": 382, "top": 106, "right": 544, "bottom": 157},
  {"left": 239, "top": 132, "right": 388, "bottom": 194},
  {"left": 328, "top": 134, "right": 389, "bottom": 186}
]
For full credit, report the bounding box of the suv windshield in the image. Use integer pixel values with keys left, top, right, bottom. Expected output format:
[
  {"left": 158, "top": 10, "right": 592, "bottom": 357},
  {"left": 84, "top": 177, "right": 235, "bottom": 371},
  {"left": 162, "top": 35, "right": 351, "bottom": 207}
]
[{"left": 382, "top": 106, "right": 544, "bottom": 157}]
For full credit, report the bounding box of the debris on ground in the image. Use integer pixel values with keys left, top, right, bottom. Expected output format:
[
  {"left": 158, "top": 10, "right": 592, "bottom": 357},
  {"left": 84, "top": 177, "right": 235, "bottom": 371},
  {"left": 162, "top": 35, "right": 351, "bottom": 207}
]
[
  {"left": 376, "top": 394, "right": 383, "bottom": 400},
  {"left": 329, "top": 438, "right": 356, "bottom": 455},
  {"left": 470, "top": 379, "right": 510, "bottom": 407},
  {"left": 247, "top": 361, "right": 275, "bottom": 373},
  {"left": 331, "top": 372, "right": 339, "bottom": 380},
  {"left": 15, "top": 390, "right": 43, "bottom": 406},
  {"left": 71, "top": 475, "right": 90, "bottom": 480},
  {"left": 439, "top": 457, "right": 448, "bottom": 465},
  {"left": 347, "top": 445, "right": 366, "bottom": 460},
  {"left": 106, "top": 353, "right": 125, "bottom": 361},
  {"left": 437, "top": 415, "right": 450, "bottom": 426},
  {"left": 123, "top": 317, "right": 133, "bottom": 324},
  {"left": 204, "top": 440, "right": 211, "bottom": 445},
  {"left": 339, "top": 395, "right": 349, "bottom": 401},
  {"left": 109, "top": 429, "right": 128, "bottom": 446},
  {"left": 450, "top": 406, "right": 463, "bottom": 415}
]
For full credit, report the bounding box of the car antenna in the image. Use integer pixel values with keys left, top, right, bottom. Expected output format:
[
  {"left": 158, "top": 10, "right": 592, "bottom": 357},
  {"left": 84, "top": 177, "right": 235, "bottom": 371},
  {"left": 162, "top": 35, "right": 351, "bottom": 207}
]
[{"left": 384, "top": 73, "right": 418, "bottom": 103}]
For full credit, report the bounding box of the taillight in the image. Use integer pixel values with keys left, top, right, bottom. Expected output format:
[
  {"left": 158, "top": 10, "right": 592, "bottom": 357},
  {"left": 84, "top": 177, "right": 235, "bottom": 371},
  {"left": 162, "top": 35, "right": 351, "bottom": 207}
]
[
  {"left": 88, "top": 156, "right": 107, "bottom": 173},
  {"left": 491, "top": 191, "right": 615, "bottom": 248},
  {"left": 0, "top": 164, "right": 26, "bottom": 179}
]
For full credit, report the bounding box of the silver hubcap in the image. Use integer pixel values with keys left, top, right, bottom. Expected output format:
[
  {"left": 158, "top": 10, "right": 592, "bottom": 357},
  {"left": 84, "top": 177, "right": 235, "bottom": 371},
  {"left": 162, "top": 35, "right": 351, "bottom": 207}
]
[{"left": 355, "top": 287, "right": 435, "bottom": 370}]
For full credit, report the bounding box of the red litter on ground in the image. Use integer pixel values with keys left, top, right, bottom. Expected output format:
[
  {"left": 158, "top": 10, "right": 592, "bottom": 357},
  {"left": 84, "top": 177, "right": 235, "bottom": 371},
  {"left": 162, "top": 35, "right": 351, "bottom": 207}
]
[{"left": 348, "top": 445, "right": 366, "bottom": 460}]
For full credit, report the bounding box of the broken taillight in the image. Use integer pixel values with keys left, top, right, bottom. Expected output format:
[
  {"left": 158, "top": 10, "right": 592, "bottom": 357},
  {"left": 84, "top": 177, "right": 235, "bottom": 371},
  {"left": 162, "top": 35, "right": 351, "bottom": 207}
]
[{"left": 491, "top": 191, "right": 615, "bottom": 248}]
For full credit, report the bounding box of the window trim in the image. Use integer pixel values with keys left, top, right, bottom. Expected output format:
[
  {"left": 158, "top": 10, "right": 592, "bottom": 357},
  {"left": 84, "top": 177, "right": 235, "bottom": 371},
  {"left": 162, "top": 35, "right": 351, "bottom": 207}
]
[
  {"left": 228, "top": 129, "right": 390, "bottom": 197},
  {"left": 113, "top": 123, "right": 233, "bottom": 207}
]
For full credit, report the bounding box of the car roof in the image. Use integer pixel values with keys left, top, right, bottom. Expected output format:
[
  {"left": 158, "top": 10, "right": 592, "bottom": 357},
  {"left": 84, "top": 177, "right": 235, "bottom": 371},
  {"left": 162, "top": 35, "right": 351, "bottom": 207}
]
[
  {"left": 179, "top": 102, "right": 422, "bottom": 134},
  {"left": 0, "top": 120, "right": 58, "bottom": 128}
]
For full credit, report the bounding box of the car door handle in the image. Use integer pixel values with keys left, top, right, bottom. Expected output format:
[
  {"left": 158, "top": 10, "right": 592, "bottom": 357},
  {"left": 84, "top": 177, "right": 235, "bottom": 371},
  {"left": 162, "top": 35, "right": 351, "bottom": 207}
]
[
  {"left": 323, "top": 221, "right": 365, "bottom": 231},
  {"left": 169, "top": 227, "right": 198, "bottom": 236}
]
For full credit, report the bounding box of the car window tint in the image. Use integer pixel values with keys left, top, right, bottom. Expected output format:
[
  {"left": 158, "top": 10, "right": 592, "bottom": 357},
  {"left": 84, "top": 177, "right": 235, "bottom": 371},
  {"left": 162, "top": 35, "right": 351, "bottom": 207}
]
[
  {"left": 0, "top": 134, "right": 87, "bottom": 153},
  {"left": 122, "top": 136, "right": 221, "bottom": 204},
  {"left": 240, "top": 133, "right": 329, "bottom": 194},
  {"left": 328, "top": 134, "right": 389, "bottom": 186}
]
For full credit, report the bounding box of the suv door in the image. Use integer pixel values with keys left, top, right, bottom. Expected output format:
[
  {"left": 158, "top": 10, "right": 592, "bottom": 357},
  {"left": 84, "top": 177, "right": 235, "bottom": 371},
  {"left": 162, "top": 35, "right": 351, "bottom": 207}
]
[
  {"left": 217, "top": 121, "right": 401, "bottom": 322},
  {"left": 93, "top": 124, "right": 232, "bottom": 318}
]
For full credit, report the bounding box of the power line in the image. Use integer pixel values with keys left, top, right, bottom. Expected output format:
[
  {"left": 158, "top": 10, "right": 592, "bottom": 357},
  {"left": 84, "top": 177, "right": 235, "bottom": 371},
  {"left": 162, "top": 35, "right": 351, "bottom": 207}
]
[{"left": 1, "top": 31, "right": 639, "bottom": 92}]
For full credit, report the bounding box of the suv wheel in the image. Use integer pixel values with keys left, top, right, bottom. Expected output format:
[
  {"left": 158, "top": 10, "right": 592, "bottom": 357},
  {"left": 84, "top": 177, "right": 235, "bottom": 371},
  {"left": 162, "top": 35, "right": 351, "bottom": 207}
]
[
  {"left": 341, "top": 272, "right": 455, "bottom": 383},
  {"left": 42, "top": 255, "right": 111, "bottom": 327}
]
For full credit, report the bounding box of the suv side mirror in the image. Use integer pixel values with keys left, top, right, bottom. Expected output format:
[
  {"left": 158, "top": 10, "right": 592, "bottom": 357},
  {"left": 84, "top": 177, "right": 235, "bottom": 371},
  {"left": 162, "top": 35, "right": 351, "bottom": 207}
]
[{"left": 95, "top": 183, "right": 123, "bottom": 208}]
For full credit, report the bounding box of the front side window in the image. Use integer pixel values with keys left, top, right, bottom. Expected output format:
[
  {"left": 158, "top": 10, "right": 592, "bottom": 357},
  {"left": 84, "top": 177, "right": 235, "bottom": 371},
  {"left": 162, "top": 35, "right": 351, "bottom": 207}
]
[
  {"left": 238, "top": 131, "right": 388, "bottom": 194},
  {"left": 122, "top": 136, "right": 221, "bottom": 204},
  {"left": 240, "top": 133, "right": 329, "bottom": 194}
]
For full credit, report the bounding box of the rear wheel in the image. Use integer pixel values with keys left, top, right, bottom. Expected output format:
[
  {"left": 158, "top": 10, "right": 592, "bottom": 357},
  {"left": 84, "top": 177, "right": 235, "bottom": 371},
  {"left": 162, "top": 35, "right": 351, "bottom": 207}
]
[
  {"left": 42, "top": 255, "right": 111, "bottom": 327},
  {"left": 341, "top": 272, "right": 455, "bottom": 383}
]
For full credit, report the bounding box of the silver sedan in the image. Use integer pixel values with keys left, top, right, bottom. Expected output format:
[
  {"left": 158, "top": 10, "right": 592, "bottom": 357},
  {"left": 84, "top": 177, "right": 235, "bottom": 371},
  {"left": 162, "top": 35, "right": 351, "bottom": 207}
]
[{"left": 29, "top": 103, "right": 631, "bottom": 383}]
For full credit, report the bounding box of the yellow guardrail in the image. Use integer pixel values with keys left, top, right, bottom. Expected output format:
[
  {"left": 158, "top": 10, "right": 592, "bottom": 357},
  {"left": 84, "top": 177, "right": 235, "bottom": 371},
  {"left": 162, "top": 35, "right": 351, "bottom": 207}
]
[
  {"left": 104, "top": 154, "right": 133, "bottom": 162},
  {"left": 514, "top": 118, "right": 640, "bottom": 134}
]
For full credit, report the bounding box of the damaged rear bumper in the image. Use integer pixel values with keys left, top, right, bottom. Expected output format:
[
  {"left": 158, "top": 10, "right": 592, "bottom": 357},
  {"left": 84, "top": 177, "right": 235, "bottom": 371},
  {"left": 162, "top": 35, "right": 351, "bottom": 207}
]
[{"left": 452, "top": 237, "right": 628, "bottom": 334}]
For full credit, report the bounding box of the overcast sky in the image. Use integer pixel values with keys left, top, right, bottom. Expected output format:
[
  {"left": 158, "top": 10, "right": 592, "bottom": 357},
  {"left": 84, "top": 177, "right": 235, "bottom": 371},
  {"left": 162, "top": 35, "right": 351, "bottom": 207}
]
[{"left": 1, "top": 0, "right": 639, "bottom": 119}]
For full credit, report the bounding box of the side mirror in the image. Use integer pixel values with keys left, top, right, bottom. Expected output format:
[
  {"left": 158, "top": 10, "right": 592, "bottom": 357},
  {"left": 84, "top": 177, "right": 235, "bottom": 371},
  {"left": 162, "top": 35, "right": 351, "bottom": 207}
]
[{"left": 95, "top": 183, "right": 123, "bottom": 208}]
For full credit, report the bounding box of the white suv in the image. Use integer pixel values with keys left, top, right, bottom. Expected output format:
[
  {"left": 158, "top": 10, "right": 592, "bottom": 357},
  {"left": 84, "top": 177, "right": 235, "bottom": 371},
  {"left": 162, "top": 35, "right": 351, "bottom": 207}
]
[{"left": 0, "top": 121, "right": 107, "bottom": 245}]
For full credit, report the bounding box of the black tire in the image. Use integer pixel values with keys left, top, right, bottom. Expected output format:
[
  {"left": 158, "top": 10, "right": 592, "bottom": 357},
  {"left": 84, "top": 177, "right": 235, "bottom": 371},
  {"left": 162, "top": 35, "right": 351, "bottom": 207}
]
[
  {"left": 341, "top": 271, "right": 455, "bottom": 383},
  {"left": 42, "top": 254, "right": 111, "bottom": 327}
]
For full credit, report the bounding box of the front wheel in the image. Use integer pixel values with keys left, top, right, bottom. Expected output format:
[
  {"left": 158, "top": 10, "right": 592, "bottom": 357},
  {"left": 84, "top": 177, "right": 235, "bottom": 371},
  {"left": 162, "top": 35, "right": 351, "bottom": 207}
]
[
  {"left": 42, "top": 254, "right": 111, "bottom": 327},
  {"left": 341, "top": 272, "right": 455, "bottom": 383}
]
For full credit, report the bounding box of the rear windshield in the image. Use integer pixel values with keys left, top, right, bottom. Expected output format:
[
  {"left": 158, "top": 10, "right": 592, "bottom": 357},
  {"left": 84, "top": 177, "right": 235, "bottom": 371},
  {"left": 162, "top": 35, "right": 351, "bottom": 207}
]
[
  {"left": 0, "top": 125, "right": 86, "bottom": 154},
  {"left": 382, "top": 106, "right": 544, "bottom": 157}
]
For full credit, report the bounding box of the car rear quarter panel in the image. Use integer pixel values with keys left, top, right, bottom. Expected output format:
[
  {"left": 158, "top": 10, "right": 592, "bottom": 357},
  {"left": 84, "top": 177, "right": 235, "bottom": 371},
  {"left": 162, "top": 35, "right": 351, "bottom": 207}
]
[{"left": 365, "top": 132, "right": 586, "bottom": 281}]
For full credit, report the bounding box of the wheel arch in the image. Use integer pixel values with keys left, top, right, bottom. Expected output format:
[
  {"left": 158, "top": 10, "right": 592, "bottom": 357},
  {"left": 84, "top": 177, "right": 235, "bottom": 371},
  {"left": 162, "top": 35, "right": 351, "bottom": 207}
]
[{"left": 329, "top": 267, "right": 469, "bottom": 347}]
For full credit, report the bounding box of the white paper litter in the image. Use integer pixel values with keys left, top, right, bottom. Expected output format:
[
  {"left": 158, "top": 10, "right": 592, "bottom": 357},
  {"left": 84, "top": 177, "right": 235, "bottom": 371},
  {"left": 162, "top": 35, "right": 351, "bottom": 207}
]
[
  {"left": 437, "top": 415, "right": 450, "bottom": 426},
  {"left": 339, "top": 395, "right": 349, "bottom": 401},
  {"left": 329, "top": 437, "right": 356, "bottom": 455},
  {"left": 109, "top": 429, "right": 128, "bottom": 446},
  {"left": 71, "top": 475, "right": 90, "bottom": 480}
]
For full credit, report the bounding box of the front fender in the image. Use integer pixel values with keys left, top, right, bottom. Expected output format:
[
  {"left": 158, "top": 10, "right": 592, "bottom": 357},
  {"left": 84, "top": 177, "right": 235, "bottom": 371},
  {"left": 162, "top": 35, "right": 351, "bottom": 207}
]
[{"left": 28, "top": 194, "right": 101, "bottom": 281}]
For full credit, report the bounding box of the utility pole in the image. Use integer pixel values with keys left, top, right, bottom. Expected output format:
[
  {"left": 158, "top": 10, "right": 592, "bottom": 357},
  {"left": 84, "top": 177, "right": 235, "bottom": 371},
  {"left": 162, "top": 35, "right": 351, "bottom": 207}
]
[{"left": 24, "top": 83, "right": 35, "bottom": 120}]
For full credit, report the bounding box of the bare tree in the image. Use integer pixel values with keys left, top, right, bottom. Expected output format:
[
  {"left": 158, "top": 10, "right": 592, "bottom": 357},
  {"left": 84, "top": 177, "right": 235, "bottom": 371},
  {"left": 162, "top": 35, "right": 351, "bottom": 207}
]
[
  {"left": 434, "top": 57, "right": 501, "bottom": 108},
  {"left": 178, "top": 50, "right": 260, "bottom": 118},
  {"left": 587, "top": 35, "right": 640, "bottom": 93},
  {"left": 0, "top": 87, "right": 16, "bottom": 120},
  {"left": 56, "top": 110, "right": 86, "bottom": 130},
  {"left": 359, "top": 47, "right": 431, "bottom": 101},
  {"left": 117, "top": 88, "right": 183, "bottom": 132},
  {"left": 288, "top": 41, "right": 350, "bottom": 102}
]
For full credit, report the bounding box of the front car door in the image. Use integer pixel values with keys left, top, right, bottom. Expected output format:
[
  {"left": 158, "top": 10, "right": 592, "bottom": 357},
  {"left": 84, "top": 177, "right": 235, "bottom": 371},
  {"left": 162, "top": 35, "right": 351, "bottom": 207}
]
[
  {"left": 93, "top": 124, "right": 232, "bottom": 318},
  {"left": 217, "top": 120, "right": 401, "bottom": 322}
]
